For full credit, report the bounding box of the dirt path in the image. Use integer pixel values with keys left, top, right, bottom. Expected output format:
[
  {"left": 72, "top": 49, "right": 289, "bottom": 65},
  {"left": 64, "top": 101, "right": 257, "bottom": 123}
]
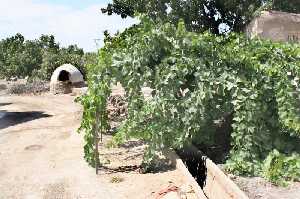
[{"left": 0, "top": 94, "right": 195, "bottom": 199}]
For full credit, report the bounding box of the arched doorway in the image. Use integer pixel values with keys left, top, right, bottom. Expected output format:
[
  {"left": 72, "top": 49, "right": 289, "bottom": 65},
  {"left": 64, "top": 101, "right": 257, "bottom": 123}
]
[{"left": 58, "top": 70, "right": 70, "bottom": 82}]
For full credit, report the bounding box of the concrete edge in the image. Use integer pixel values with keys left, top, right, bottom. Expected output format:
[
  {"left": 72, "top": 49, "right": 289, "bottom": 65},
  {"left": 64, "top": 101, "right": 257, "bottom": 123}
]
[
  {"left": 168, "top": 151, "right": 208, "bottom": 199},
  {"left": 203, "top": 158, "right": 249, "bottom": 199}
]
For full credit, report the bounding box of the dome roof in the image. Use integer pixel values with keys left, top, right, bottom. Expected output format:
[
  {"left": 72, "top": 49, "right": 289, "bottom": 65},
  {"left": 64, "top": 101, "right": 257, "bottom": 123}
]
[{"left": 50, "top": 64, "right": 84, "bottom": 83}]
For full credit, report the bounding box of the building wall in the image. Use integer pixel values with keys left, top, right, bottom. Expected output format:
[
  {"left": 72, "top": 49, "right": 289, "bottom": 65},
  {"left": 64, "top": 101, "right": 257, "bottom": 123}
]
[{"left": 246, "top": 11, "right": 300, "bottom": 43}]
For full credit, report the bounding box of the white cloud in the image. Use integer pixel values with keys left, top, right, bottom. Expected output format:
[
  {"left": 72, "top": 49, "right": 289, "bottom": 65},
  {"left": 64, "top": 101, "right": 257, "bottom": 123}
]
[{"left": 0, "top": 0, "right": 137, "bottom": 51}]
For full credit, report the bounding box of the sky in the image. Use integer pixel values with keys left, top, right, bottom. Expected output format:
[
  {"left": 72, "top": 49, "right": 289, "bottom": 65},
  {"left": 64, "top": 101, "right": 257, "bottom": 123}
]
[{"left": 0, "top": 0, "right": 137, "bottom": 52}]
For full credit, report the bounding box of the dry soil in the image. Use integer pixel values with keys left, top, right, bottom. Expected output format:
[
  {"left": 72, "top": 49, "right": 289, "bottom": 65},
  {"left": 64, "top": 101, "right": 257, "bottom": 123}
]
[{"left": 0, "top": 90, "right": 195, "bottom": 199}]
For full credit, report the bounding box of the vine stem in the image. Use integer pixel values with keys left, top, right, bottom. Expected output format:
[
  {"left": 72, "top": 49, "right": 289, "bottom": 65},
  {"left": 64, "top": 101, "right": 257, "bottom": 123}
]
[{"left": 95, "top": 109, "right": 100, "bottom": 174}]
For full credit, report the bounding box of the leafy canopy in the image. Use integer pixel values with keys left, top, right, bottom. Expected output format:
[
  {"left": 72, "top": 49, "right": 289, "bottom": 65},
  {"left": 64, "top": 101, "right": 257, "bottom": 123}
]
[
  {"left": 102, "top": 0, "right": 300, "bottom": 34},
  {"left": 0, "top": 33, "right": 96, "bottom": 80}
]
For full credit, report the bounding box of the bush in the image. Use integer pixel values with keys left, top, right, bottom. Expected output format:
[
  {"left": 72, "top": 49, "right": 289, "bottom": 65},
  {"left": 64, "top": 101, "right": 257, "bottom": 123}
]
[{"left": 263, "top": 150, "right": 300, "bottom": 186}]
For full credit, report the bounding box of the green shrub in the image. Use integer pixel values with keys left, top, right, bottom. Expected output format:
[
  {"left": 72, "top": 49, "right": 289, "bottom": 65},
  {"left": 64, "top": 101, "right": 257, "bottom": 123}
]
[{"left": 263, "top": 150, "right": 300, "bottom": 186}]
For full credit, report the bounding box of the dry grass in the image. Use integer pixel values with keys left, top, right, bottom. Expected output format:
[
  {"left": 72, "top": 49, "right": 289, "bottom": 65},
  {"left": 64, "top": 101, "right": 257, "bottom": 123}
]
[
  {"left": 8, "top": 81, "right": 49, "bottom": 95},
  {"left": 110, "top": 176, "right": 124, "bottom": 183}
]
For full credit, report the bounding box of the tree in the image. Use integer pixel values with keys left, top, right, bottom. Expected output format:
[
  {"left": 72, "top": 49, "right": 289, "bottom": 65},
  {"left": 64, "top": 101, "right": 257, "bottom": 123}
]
[
  {"left": 37, "top": 49, "right": 61, "bottom": 80},
  {"left": 272, "top": 0, "right": 300, "bottom": 13},
  {"left": 58, "top": 45, "right": 85, "bottom": 76},
  {"left": 36, "top": 45, "right": 86, "bottom": 80},
  {"left": 39, "top": 34, "right": 59, "bottom": 52},
  {"left": 0, "top": 33, "right": 25, "bottom": 78},
  {"left": 102, "top": 0, "right": 300, "bottom": 34},
  {"left": 0, "top": 33, "right": 89, "bottom": 80},
  {"left": 18, "top": 40, "right": 43, "bottom": 77}
]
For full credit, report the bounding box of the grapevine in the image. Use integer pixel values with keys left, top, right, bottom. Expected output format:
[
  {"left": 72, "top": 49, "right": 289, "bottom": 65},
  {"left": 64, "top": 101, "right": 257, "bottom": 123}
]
[{"left": 78, "top": 17, "right": 300, "bottom": 184}]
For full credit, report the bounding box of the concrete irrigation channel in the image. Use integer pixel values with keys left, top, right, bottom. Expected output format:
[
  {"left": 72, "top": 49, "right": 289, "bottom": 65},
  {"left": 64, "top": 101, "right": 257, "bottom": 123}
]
[{"left": 169, "top": 146, "right": 248, "bottom": 199}]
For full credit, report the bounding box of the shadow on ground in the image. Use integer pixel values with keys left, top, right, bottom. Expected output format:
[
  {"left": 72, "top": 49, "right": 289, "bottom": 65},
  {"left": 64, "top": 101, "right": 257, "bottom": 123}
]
[
  {"left": 0, "top": 111, "right": 52, "bottom": 130},
  {"left": 0, "top": 84, "right": 7, "bottom": 90},
  {"left": 0, "top": 103, "right": 12, "bottom": 107}
]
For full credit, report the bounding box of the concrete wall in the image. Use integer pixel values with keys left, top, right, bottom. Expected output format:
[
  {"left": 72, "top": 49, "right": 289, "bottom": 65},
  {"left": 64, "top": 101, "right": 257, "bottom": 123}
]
[{"left": 246, "top": 11, "right": 300, "bottom": 43}]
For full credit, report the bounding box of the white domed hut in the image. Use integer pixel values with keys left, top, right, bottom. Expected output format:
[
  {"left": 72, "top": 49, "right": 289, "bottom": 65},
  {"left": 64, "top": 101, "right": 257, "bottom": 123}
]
[{"left": 50, "top": 64, "right": 84, "bottom": 94}]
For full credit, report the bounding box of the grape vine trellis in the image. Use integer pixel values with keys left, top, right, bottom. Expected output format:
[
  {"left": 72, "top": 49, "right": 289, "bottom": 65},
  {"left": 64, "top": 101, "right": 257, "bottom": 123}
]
[{"left": 78, "top": 18, "right": 300, "bottom": 184}]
